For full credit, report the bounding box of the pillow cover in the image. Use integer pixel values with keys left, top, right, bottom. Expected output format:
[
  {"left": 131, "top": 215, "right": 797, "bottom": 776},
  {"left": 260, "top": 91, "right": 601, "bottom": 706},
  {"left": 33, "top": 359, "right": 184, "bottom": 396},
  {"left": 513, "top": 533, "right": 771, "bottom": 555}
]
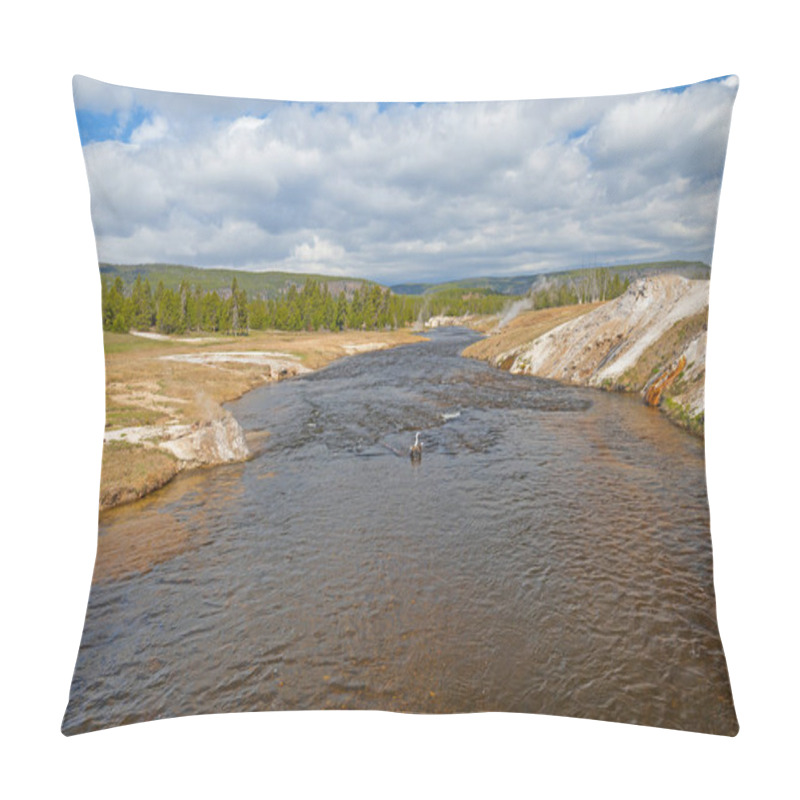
[{"left": 63, "top": 75, "right": 739, "bottom": 736}]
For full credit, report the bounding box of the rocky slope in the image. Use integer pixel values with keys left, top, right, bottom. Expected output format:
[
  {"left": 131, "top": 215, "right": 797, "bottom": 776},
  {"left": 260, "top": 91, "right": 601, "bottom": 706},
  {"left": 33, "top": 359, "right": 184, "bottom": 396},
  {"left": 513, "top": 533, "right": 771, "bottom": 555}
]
[{"left": 477, "top": 275, "right": 710, "bottom": 434}]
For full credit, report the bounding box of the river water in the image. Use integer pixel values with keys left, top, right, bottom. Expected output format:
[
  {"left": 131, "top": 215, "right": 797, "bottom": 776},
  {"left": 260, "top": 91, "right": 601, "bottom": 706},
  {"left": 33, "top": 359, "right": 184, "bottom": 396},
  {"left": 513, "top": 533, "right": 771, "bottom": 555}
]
[{"left": 63, "top": 328, "right": 737, "bottom": 735}]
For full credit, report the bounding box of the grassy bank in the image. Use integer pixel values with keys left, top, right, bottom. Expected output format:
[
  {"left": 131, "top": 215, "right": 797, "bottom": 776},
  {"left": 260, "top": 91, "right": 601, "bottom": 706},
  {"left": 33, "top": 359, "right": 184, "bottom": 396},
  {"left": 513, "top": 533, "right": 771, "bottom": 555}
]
[
  {"left": 100, "top": 440, "right": 180, "bottom": 510},
  {"left": 100, "top": 327, "right": 425, "bottom": 510}
]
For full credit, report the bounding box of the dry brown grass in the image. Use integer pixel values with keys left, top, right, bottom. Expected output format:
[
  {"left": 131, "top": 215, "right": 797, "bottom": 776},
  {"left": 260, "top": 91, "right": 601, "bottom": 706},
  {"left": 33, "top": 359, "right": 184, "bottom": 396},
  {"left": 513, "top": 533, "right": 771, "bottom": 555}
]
[
  {"left": 99, "top": 440, "right": 180, "bottom": 510},
  {"left": 465, "top": 316, "right": 501, "bottom": 334},
  {"left": 104, "top": 327, "right": 424, "bottom": 429},
  {"left": 462, "top": 303, "right": 604, "bottom": 365},
  {"left": 99, "top": 327, "right": 425, "bottom": 509}
]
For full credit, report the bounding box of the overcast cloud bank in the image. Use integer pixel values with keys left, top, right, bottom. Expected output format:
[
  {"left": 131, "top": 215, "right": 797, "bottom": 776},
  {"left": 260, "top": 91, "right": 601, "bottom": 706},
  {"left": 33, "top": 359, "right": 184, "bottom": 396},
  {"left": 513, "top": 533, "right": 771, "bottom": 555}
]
[{"left": 74, "top": 76, "right": 738, "bottom": 284}]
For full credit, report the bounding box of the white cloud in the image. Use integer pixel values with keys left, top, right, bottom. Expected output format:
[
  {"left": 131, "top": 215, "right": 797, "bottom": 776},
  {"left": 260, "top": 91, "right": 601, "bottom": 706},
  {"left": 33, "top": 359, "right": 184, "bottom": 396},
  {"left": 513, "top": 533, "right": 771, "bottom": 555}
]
[
  {"left": 75, "top": 76, "right": 738, "bottom": 283},
  {"left": 129, "top": 116, "right": 169, "bottom": 144},
  {"left": 292, "top": 235, "right": 345, "bottom": 263}
]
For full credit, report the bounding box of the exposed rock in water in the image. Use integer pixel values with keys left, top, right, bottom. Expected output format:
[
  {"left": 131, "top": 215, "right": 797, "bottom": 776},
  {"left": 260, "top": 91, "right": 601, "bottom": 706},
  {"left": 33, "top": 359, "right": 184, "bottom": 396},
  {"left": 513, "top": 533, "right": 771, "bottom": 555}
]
[
  {"left": 104, "top": 405, "right": 251, "bottom": 474},
  {"left": 159, "top": 411, "right": 249, "bottom": 466}
]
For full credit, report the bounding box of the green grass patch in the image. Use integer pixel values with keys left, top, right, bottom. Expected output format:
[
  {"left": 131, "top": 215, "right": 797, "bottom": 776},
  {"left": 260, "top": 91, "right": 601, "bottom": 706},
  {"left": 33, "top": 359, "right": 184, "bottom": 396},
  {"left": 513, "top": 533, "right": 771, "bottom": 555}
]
[
  {"left": 662, "top": 398, "right": 705, "bottom": 437},
  {"left": 103, "top": 332, "right": 167, "bottom": 354},
  {"left": 105, "top": 405, "right": 167, "bottom": 429}
]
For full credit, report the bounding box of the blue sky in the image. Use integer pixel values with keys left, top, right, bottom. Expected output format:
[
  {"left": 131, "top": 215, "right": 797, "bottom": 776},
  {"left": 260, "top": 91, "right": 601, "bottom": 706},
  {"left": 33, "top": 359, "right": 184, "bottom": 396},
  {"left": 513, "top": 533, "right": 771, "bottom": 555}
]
[
  {"left": 75, "top": 106, "right": 149, "bottom": 145},
  {"left": 73, "top": 75, "right": 738, "bottom": 284}
]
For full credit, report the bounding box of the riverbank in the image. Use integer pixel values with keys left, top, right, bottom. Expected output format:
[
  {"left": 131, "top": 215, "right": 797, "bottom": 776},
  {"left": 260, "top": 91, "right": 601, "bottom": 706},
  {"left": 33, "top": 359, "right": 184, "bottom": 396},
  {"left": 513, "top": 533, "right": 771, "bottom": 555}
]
[
  {"left": 74, "top": 325, "right": 736, "bottom": 735},
  {"left": 462, "top": 275, "right": 709, "bottom": 436},
  {"left": 100, "top": 327, "right": 425, "bottom": 509}
]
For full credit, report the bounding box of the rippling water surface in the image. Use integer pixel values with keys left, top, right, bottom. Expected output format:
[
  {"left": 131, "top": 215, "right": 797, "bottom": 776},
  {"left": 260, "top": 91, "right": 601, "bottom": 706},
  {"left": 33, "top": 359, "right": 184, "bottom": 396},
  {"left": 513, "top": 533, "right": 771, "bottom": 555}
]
[{"left": 64, "top": 328, "right": 737, "bottom": 735}]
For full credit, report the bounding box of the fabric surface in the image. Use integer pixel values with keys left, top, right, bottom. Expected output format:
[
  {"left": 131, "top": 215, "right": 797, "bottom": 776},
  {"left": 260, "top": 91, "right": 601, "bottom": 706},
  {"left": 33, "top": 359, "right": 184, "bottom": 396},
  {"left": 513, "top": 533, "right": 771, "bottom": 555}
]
[{"left": 63, "top": 75, "right": 738, "bottom": 735}]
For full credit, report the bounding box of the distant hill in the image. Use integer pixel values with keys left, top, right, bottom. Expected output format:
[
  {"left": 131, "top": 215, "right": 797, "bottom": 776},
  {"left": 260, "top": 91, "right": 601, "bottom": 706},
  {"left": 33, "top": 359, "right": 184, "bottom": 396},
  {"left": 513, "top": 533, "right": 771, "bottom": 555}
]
[
  {"left": 99, "top": 262, "right": 374, "bottom": 299},
  {"left": 391, "top": 275, "right": 536, "bottom": 296},
  {"left": 536, "top": 261, "right": 711, "bottom": 288},
  {"left": 391, "top": 261, "right": 710, "bottom": 296},
  {"left": 100, "top": 259, "right": 711, "bottom": 301}
]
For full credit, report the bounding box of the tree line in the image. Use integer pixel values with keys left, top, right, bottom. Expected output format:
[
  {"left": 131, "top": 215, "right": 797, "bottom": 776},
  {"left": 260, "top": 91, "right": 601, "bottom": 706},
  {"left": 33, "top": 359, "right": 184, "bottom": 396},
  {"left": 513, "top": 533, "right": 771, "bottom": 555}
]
[
  {"left": 422, "top": 287, "right": 511, "bottom": 317},
  {"left": 532, "top": 268, "right": 630, "bottom": 310},
  {"left": 102, "top": 275, "right": 448, "bottom": 335},
  {"left": 102, "top": 275, "right": 250, "bottom": 335},
  {"left": 101, "top": 271, "right": 622, "bottom": 336}
]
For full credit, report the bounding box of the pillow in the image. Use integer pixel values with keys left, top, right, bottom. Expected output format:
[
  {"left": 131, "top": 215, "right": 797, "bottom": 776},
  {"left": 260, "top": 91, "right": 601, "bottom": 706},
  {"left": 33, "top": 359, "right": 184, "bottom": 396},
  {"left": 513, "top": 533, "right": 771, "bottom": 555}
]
[{"left": 63, "top": 75, "right": 739, "bottom": 735}]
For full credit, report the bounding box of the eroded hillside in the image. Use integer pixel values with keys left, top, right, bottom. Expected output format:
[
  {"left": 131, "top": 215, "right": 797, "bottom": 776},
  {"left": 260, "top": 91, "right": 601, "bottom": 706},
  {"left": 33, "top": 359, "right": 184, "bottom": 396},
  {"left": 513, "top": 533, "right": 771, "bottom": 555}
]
[{"left": 464, "top": 275, "right": 709, "bottom": 435}]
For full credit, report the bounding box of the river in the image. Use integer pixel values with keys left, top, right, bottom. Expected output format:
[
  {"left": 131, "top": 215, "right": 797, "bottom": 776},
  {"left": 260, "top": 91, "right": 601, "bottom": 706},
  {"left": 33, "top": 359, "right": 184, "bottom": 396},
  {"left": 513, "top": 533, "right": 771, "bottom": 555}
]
[{"left": 63, "top": 327, "right": 737, "bottom": 735}]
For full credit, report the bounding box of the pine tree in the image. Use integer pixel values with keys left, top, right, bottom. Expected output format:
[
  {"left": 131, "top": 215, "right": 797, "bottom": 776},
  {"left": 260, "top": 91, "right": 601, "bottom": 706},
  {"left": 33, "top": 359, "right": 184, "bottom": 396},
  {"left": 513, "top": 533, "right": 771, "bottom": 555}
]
[
  {"left": 230, "top": 278, "right": 241, "bottom": 335},
  {"left": 235, "top": 281, "right": 248, "bottom": 335},
  {"left": 107, "top": 276, "right": 129, "bottom": 332},
  {"left": 156, "top": 288, "right": 183, "bottom": 334},
  {"left": 130, "top": 275, "right": 154, "bottom": 329},
  {"left": 201, "top": 292, "right": 221, "bottom": 331},
  {"left": 179, "top": 280, "right": 190, "bottom": 332},
  {"left": 335, "top": 291, "right": 348, "bottom": 331}
]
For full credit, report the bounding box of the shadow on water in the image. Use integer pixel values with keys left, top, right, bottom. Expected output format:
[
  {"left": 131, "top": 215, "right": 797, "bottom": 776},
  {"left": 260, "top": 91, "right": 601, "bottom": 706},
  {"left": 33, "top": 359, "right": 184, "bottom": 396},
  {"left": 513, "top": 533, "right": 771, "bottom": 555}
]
[{"left": 64, "top": 327, "right": 737, "bottom": 735}]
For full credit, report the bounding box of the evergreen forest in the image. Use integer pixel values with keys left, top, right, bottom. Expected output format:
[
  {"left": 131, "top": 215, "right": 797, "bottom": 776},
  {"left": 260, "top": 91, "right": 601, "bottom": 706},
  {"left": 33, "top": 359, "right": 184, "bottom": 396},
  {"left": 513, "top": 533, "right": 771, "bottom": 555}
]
[{"left": 100, "top": 267, "right": 632, "bottom": 336}]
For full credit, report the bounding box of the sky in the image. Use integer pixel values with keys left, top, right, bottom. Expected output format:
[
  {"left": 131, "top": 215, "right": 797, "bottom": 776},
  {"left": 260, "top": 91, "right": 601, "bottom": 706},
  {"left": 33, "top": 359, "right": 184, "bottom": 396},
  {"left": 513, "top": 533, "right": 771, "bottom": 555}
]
[{"left": 73, "top": 75, "right": 738, "bottom": 285}]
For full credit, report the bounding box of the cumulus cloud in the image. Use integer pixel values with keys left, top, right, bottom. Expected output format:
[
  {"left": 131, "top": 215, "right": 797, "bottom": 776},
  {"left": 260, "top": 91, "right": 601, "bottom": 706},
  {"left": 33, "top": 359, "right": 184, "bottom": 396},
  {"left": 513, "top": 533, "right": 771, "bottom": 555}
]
[
  {"left": 73, "top": 75, "right": 738, "bottom": 283},
  {"left": 129, "top": 115, "right": 169, "bottom": 144},
  {"left": 292, "top": 235, "right": 346, "bottom": 263}
]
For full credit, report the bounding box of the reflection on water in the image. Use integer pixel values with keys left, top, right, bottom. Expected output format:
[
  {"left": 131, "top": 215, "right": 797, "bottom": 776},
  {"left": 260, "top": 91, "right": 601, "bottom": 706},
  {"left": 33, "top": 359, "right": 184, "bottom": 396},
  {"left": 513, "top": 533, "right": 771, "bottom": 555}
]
[
  {"left": 93, "top": 465, "right": 247, "bottom": 583},
  {"left": 64, "top": 328, "right": 737, "bottom": 735}
]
